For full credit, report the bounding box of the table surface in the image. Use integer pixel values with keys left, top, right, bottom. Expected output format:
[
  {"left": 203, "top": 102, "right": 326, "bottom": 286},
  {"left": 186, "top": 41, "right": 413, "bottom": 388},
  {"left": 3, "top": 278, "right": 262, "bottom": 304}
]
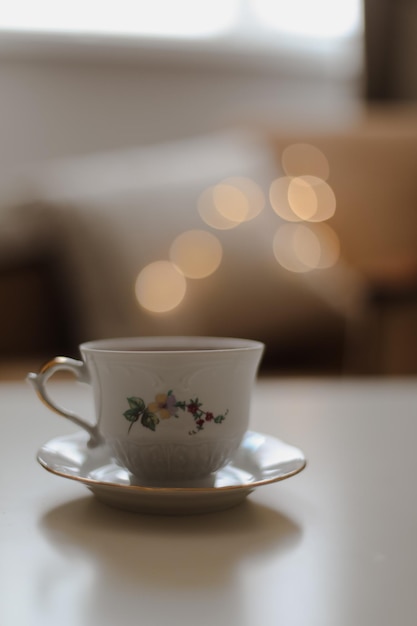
[{"left": 1, "top": 375, "right": 417, "bottom": 626}]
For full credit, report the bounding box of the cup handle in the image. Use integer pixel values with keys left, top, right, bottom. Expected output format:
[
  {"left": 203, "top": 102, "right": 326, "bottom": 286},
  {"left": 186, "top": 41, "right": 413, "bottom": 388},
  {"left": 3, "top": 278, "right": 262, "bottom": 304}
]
[{"left": 27, "top": 356, "right": 102, "bottom": 446}]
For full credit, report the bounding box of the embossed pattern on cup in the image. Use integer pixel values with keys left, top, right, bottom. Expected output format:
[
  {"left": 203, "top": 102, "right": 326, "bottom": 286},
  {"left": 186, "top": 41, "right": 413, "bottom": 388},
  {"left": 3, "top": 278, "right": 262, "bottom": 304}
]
[{"left": 111, "top": 435, "right": 242, "bottom": 482}]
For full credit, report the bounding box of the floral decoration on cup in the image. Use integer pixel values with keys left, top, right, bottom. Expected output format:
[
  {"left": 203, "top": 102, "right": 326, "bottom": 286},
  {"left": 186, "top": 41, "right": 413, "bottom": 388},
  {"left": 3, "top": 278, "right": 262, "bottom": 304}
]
[{"left": 123, "top": 390, "right": 228, "bottom": 435}]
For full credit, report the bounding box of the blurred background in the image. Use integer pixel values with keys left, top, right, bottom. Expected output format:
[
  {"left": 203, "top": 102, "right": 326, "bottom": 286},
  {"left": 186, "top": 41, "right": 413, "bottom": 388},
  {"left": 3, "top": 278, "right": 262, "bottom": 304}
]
[{"left": 1, "top": 0, "right": 417, "bottom": 378}]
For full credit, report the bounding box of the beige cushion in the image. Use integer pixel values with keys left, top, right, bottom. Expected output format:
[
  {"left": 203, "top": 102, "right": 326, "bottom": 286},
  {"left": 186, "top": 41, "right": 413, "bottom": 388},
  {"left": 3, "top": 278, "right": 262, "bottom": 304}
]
[{"left": 271, "top": 107, "right": 417, "bottom": 272}]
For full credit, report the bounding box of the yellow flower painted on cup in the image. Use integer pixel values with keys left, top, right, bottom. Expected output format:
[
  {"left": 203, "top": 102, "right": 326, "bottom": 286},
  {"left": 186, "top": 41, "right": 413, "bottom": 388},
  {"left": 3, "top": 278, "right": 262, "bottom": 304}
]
[{"left": 148, "top": 392, "right": 178, "bottom": 420}]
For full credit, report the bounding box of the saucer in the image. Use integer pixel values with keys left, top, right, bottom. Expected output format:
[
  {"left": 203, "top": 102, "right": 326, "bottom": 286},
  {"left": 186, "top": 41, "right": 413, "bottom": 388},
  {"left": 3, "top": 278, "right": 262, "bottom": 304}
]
[{"left": 37, "top": 430, "right": 306, "bottom": 515}]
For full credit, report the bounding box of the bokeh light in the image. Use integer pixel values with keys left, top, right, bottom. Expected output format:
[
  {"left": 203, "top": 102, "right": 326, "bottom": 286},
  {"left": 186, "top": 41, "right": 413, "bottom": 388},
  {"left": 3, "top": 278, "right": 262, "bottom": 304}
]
[
  {"left": 269, "top": 176, "right": 299, "bottom": 222},
  {"left": 169, "top": 229, "right": 223, "bottom": 279},
  {"left": 213, "top": 182, "right": 249, "bottom": 224},
  {"left": 313, "top": 222, "right": 340, "bottom": 268},
  {"left": 287, "top": 176, "right": 318, "bottom": 221},
  {"left": 220, "top": 176, "right": 265, "bottom": 221},
  {"left": 270, "top": 175, "right": 336, "bottom": 222},
  {"left": 198, "top": 177, "right": 265, "bottom": 229},
  {"left": 273, "top": 223, "right": 316, "bottom": 272},
  {"left": 273, "top": 223, "right": 340, "bottom": 273},
  {"left": 288, "top": 175, "right": 336, "bottom": 222},
  {"left": 282, "top": 143, "right": 330, "bottom": 180},
  {"left": 135, "top": 260, "right": 187, "bottom": 313},
  {"left": 292, "top": 224, "right": 322, "bottom": 268},
  {"left": 198, "top": 186, "right": 241, "bottom": 230}
]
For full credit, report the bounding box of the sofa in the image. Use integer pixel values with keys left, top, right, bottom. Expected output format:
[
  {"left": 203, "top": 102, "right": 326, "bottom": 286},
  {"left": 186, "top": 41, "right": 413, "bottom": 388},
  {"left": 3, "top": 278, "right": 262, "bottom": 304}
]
[{"left": 2, "top": 105, "right": 417, "bottom": 374}]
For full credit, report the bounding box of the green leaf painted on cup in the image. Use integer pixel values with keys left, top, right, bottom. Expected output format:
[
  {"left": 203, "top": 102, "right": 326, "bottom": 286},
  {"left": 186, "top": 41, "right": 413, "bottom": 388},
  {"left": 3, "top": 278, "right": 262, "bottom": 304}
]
[
  {"left": 140, "top": 409, "right": 159, "bottom": 432},
  {"left": 127, "top": 397, "right": 146, "bottom": 412},
  {"left": 123, "top": 408, "right": 140, "bottom": 422}
]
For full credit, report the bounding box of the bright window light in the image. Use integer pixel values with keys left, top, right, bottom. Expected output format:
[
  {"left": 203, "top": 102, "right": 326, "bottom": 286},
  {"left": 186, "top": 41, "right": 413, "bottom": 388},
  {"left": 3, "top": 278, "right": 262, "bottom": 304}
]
[
  {"left": 0, "top": 0, "right": 362, "bottom": 41},
  {"left": 0, "top": 0, "right": 239, "bottom": 38},
  {"left": 251, "top": 0, "right": 362, "bottom": 39}
]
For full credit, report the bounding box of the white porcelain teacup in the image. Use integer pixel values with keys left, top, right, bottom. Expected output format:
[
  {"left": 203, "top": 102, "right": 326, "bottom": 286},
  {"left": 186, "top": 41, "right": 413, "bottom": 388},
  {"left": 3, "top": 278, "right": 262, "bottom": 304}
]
[{"left": 28, "top": 336, "right": 264, "bottom": 484}]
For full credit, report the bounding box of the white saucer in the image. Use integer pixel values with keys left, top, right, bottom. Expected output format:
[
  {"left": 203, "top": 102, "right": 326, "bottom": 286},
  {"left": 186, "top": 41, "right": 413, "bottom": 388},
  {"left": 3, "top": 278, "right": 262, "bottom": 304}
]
[{"left": 37, "top": 430, "right": 306, "bottom": 515}]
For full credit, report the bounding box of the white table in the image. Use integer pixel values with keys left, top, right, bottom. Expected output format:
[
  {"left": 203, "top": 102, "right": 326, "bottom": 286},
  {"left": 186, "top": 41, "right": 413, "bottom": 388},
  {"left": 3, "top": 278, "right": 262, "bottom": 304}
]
[{"left": 1, "top": 376, "right": 417, "bottom": 626}]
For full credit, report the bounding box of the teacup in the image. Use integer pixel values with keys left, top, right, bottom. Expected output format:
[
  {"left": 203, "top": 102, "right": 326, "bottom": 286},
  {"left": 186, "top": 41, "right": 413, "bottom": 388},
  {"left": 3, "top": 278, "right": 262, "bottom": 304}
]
[{"left": 28, "top": 336, "right": 264, "bottom": 484}]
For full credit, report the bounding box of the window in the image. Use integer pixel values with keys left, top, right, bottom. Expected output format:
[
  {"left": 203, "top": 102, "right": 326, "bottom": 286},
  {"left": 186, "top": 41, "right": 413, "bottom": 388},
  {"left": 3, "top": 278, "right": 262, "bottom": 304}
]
[{"left": 0, "top": 0, "right": 362, "bottom": 42}]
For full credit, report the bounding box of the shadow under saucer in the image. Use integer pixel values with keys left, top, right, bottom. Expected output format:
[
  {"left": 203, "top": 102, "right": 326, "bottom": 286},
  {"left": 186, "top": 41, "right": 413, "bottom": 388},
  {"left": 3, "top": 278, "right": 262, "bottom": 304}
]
[{"left": 40, "top": 495, "right": 303, "bottom": 588}]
